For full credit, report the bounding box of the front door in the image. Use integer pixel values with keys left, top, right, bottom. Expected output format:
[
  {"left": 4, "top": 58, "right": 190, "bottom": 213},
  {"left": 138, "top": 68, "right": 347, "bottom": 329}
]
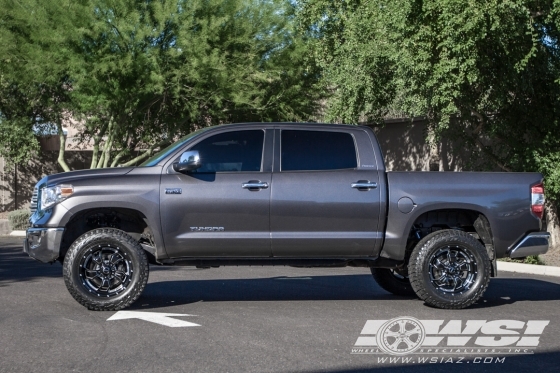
[{"left": 160, "top": 128, "right": 272, "bottom": 257}]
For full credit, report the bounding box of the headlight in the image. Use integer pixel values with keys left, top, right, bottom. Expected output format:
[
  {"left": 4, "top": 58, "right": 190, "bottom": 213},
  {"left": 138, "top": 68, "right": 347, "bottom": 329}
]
[{"left": 40, "top": 184, "right": 74, "bottom": 210}]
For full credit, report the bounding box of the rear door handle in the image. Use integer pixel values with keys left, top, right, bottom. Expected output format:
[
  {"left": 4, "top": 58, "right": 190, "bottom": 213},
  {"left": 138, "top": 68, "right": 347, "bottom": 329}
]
[
  {"left": 352, "top": 180, "right": 378, "bottom": 190},
  {"left": 242, "top": 181, "right": 269, "bottom": 190}
]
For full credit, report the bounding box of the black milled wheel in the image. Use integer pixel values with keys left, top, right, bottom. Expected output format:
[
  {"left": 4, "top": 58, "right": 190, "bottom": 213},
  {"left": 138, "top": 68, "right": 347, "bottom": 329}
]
[
  {"left": 408, "top": 229, "right": 490, "bottom": 309},
  {"left": 371, "top": 268, "right": 416, "bottom": 296},
  {"left": 63, "top": 228, "right": 149, "bottom": 311}
]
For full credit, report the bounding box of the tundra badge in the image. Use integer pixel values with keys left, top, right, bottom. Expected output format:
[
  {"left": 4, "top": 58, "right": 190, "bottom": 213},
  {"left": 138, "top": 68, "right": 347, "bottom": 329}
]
[
  {"left": 190, "top": 227, "right": 225, "bottom": 232},
  {"left": 165, "top": 188, "right": 182, "bottom": 194}
]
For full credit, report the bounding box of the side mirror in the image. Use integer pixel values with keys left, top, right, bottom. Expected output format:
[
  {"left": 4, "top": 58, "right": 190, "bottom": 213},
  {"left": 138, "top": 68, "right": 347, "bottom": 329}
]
[{"left": 172, "top": 150, "right": 201, "bottom": 173}]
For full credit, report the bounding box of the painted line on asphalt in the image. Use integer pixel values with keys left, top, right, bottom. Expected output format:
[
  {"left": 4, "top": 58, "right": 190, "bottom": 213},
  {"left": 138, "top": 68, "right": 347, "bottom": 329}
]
[
  {"left": 497, "top": 261, "right": 560, "bottom": 277},
  {"left": 107, "top": 311, "right": 200, "bottom": 327}
]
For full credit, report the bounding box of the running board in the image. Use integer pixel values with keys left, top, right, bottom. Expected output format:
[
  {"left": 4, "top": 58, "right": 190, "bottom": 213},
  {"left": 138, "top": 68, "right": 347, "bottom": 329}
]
[{"left": 157, "top": 257, "right": 404, "bottom": 269}]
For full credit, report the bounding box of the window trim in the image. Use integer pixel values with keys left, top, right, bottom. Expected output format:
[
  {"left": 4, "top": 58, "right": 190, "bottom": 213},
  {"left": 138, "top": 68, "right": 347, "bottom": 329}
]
[{"left": 279, "top": 129, "right": 359, "bottom": 172}]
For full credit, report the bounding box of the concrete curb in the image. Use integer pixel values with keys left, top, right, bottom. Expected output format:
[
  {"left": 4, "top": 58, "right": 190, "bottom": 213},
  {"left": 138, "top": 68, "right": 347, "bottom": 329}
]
[
  {"left": 9, "top": 231, "right": 26, "bottom": 237},
  {"left": 497, "top": 261, "right": 560, "bottom": 277}
]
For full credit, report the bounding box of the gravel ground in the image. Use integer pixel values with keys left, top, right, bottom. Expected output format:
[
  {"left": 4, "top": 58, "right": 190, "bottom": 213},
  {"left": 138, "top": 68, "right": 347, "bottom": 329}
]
[{"left": 541, "top": 249, "right": 560, "bottom": 267}]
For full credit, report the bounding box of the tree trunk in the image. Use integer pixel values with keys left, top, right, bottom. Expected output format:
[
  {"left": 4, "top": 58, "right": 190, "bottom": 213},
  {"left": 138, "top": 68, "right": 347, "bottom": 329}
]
[
  {"left": 89, "top": 119, "right": 110, "bottom": 169},
  {"left": 102, "top": 131, "right": 114, "bottom": 168},
  {"left": 96, "top": 118, "right": 114, "bottom": 169},
  {"left": 90, "top": 138, "right": 100, "bottom": 169},
  {"left": 56, "top": 122, "right": 70, "bottom": 172},
  {"left": 117, "top": 140, "right": 170, "bottom": 167},
  {"left": 546, "top": 202, "right": 560, "bottom": 253}
]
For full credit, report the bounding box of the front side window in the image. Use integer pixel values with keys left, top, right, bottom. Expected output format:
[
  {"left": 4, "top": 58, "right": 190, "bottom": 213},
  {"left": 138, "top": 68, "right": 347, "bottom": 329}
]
[
  {"left": 281, "top": 130, "right": 357, "bottom": 171},
  {"left": 189, "top": 130, "right": 264, "bottom": 172}
]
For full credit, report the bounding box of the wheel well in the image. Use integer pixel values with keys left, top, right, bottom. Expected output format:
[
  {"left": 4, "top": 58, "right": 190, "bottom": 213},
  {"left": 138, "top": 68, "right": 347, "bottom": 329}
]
[
  {"left": 405, "top": 209, "right": 494, "bottom": 265},
  {"left": 59, "top": 208, "right": 155, "bottom": 263}
]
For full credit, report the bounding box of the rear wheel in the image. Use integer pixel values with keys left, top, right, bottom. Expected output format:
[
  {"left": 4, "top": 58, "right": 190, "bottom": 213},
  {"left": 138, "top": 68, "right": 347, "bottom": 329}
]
[
  {"left": 63, "top": 228, "right": 149, "bottom": 311},
  {"left": 408, "top": 229, "right": 490, "bottom": 309},
  {"left": 371, "top": 268, "right": 416, "bottom": 296}
]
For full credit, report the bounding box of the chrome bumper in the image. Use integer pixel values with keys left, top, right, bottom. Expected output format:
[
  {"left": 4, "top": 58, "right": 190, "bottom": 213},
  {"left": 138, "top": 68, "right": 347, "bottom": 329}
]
[
  {"left": 507, "top": 232, "right": 550, "bottom": 258},
  {"left": 23, "top": 228, "right": 64, "bottom": 263}
]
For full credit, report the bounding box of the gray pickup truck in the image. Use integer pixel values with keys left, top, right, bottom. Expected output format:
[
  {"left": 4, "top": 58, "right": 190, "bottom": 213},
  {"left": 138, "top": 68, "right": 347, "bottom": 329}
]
[{"left": 23, "top": 123, "right": 550, "bottom": 310}]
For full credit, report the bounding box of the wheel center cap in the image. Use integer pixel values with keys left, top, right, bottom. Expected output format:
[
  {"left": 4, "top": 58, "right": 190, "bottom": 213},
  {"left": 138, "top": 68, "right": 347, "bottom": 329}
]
[{"left": 102, "top": 266, "right": 111, "bottom": 275}]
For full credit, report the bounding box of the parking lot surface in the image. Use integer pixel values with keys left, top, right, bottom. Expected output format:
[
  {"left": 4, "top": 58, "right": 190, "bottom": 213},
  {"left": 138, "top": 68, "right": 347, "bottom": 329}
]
[{"left": 1, "top": 237, "right": 560, "bottom": 373}]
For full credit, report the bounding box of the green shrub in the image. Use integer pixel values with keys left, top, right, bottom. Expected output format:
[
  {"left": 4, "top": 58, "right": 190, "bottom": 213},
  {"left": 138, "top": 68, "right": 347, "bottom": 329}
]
[
  {"left": 8, "top": 209, "right": 31, "bottom": 231},
  {"left": 523, "top": 255, "right": 544, "bottom": 265},
  {"left": 498, "top": 255, "right": 544, "bottom": 265}
]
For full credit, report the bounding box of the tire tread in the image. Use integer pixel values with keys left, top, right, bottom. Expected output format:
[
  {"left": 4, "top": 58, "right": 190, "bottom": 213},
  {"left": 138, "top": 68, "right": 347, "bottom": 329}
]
[
  {"left": 63, "top": 228, "right": 149, "bottom": 311},
  {"left": 408, "top": 229, "right": 491, "bottom": 309}
]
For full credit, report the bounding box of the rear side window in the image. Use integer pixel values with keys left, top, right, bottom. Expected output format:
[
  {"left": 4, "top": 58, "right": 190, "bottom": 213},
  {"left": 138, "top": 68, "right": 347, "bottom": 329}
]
[
  {"left": 190, "top": 130, "right": 264, "bottom": 172},
  {"left": 281, "top": 130, "right": 357, "bottom": 171}
]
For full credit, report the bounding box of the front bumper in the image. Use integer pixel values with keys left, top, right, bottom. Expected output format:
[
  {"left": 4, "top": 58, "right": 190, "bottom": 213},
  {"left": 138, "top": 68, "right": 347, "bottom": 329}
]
[
  {"left": 23, "top": 228, "right": 64, "bottom": 263},
  {"left": 507, "top": 232, "right": 550, "bottom": 258}
]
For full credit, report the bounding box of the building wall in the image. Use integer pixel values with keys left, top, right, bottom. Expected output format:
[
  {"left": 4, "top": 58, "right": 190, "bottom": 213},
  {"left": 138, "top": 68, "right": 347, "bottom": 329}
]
[{"left": 366, "top": 117, "right": 476, "bottom": 172}]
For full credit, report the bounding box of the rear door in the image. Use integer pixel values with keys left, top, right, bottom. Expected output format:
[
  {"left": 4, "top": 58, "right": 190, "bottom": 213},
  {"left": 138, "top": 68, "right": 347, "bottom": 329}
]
[
  {"left": 160, "top": 128, "right": 273, "bottom": 257},
  {"left": 270, "top": 127, "right": 383, "bottom": 257}
]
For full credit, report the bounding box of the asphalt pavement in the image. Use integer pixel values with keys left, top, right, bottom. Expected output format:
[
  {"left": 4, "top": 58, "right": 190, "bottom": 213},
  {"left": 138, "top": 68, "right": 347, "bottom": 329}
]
[{"left": 1, "top": 236, "right": 560, "bottom": 373}]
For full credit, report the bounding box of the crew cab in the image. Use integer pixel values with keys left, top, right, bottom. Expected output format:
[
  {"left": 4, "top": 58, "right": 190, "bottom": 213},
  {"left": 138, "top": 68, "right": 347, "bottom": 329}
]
[{"left": 23, "top": 122, "right": 550, "bottom": 310}]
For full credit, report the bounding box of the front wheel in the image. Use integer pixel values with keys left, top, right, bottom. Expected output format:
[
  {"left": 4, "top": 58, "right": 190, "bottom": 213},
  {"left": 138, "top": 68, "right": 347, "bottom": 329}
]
[
  {"left": 63, "top": 228, "right": 149, "bottom": 311},
  {"left": 408, "top": 229, "right": 490, "bottom": 309}
]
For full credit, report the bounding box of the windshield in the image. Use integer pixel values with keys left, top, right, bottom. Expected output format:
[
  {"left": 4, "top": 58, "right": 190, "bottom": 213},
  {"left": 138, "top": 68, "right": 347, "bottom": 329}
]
[{"left": 139, "top": 127, "right": 215, "bottom": 167}]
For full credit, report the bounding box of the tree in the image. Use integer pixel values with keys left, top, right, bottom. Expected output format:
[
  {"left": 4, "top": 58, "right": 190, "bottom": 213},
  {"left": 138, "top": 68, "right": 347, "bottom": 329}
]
[
  {"left": 299, "top": 0, "right": 560, "bottom": 201},
  {"left": 71, "top": 0, "right": 323, "bottom": 168},
  {"left": 0, "top": 0, "right": 89, "bottom": 170},
  {"left": 1, "top": 0, "right": 322, "bottom": 170}
]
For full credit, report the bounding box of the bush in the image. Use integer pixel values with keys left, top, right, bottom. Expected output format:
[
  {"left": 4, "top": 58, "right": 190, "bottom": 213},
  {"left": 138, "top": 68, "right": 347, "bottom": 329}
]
[
  {"left": 8, "top": 209, "right": 31, "bottom": 231},
  {"left": 498, "top": 255, "right": 545, "bottom": 265}
]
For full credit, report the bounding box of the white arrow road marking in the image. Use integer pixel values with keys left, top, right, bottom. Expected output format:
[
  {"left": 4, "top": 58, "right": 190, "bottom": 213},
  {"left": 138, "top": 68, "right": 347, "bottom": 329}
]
[{"left": 107, "top": 311, "right": 200, "bottom": 327}]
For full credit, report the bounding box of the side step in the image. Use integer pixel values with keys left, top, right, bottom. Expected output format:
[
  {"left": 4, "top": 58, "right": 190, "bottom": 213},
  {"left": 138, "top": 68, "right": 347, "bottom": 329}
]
[{"left": 158, "top": 257, "right": 404, "bottom": 269}]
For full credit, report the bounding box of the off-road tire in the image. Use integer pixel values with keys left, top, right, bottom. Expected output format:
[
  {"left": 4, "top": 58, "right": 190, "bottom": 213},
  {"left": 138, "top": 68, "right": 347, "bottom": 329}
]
[
  {"left": 63, "top": 228, "right": 149, "bottom": 311},
  {"left": 371, "top": 268, "right": 416, "bottom": 296},
  {"left": 408, "top": 229, "right": 491, "bottom": 309}
]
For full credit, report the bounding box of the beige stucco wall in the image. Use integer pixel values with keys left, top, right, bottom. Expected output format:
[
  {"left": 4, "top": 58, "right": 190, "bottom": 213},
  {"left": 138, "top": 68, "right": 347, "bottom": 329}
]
[{"left": 367, "top": 117, "right": 468, "bottom": 172}]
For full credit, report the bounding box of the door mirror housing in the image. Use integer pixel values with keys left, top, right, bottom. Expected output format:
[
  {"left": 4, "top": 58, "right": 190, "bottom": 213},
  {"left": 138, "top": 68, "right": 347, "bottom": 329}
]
[{"left": 173, "top": 150, "right": 201, "bottom": 173}]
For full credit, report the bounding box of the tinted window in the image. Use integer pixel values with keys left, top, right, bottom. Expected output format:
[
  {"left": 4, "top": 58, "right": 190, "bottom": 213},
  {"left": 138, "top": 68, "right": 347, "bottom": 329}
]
[
  {"left": 281, "top": 130, "right": 357, "bottom": 171},
  {"left": 190, "top": 130, "right": 264, "bottom": 172}
]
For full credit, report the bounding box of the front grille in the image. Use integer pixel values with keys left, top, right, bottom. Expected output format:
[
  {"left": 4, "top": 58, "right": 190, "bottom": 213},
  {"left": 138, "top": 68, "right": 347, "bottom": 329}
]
[{"left": 30, "top": 187, "right": 38, "bottom": 214}]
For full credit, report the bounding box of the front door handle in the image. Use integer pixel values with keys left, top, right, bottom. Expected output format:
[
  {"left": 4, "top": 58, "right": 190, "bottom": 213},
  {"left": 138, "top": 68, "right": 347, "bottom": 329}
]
[
  {"left": 242, "top": 181, "right": 269, "bottom": 190},
  {"left": 352, "top": 180, "right": 378, "bottom": 190}
]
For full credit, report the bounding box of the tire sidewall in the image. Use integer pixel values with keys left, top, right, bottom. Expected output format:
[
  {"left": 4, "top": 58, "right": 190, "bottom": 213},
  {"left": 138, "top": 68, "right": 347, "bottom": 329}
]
[
  {"left": 64, "top": 229, "right": 147, "bottom": 308},
  {"left": 409, "top": 230, "right": 491, "bottom": 308}
]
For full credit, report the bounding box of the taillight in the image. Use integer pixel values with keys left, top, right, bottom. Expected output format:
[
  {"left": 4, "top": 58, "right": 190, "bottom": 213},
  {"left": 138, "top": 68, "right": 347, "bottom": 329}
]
[{"left": 531, "top": 183, "right": 545, "bottom": 219}]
